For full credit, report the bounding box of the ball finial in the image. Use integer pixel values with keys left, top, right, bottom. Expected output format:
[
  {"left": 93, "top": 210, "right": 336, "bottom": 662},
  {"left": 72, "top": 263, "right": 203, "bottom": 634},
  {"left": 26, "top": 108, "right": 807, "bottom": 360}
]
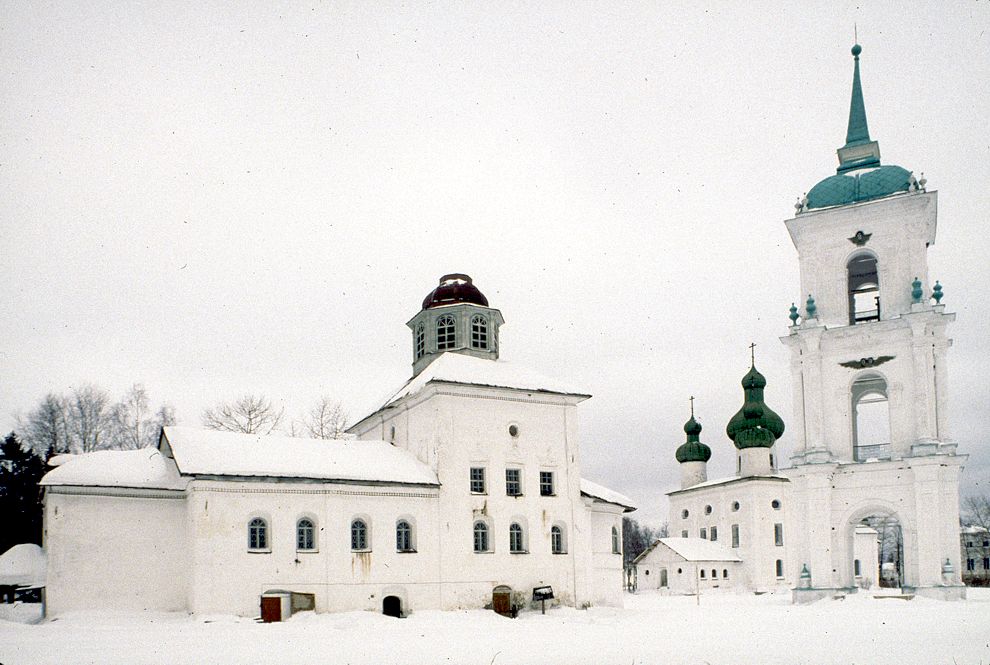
[{"left": 851, "top": 43, "right": 862, "bottom": 57}]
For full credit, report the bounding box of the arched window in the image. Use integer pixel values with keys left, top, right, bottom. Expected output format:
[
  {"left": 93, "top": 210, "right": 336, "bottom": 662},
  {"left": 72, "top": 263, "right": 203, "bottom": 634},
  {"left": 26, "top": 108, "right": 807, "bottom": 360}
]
[
  {"left": 722, "top": 569, "right": 729, "bottom": 579},
  {"left": 248, "top": 517, "right": 268, "bottom": 551},
  {"left": 473, "top": 521, "right": 489, "bottom": 552},
  {"left": 436, "top": 315, "right": 456, "bottom": 350},
  {"left": 551, "top": 525, "right": 565, "bottom": 554},
  {"left": 470, "top": 315, "right": 488, "bottom": 350},
  {"left": 297, "top": 518, "right": 316, "bottom": 551},
  {"left": 848, "top": 254, "right": 880, "bottom": 324},
  {"left": 414, "top": 323, "right": 425, "bottom": 359},
  {"left": 351, "top": 519, "right": 368, "bottom": 551},
  {"left": 509, "top": 523, "right": 525, "bottom": 553},
  {"left": 396, "top": 520, "right": 413, "bottom": 552},
  {"left": 852, "top": 374, "right": 892, "bottom": 461},
  {"left": 611, "top": 526, "right": 621, "bottom": 554},
  {"left": 700, "top": 569, "right": 706, "bottom": 579}
]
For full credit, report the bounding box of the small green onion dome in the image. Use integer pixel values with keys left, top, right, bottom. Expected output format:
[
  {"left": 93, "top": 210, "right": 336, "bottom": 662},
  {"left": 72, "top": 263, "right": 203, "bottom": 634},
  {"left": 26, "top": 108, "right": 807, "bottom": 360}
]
[
  {"left": 726, "top": 363, "right": 785, "bottom": 449},
  {"left": 676, "top": 414, "right": 712, "bottom": 463}
]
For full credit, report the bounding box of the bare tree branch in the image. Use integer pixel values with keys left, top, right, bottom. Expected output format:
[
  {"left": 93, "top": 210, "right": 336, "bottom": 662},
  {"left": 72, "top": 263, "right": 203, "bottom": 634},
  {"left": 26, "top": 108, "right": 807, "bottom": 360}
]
[
  {"left": 299, "top": 396, "right": 349, "bottom": 440},
  {"left": 202, "top": 394, "right": 284, "bottom": 435},
  {"left": 963, "top": 495, "right": 990, "bottom": 531}
]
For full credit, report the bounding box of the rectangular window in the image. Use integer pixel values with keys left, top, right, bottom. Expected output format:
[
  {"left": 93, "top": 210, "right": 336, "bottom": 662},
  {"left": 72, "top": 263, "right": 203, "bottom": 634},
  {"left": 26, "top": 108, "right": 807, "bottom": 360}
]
[
  {"left": 854, "top": 559, "right": 862, "bottom": 576},
  {"left": 984, "top": 557, "right": 989, "bottom": 570},
  {"left": 710, "top": 526, "right": 718, "bottom": 542},
  {"left": 775, "top": 559, "right": 784, "bottom": 578},
  {"left": 505, "top": 469, "right": 522, "bottom": 496},
  {"left": 774, "top": 523, "right": 784, "bottom": 547},
  {"left": 539, "top": 471, "right": 554, "bottom": 496},
  {"left": 699, "top": 527, "right": 707, "bottom": 540},
  {"left": 470, "top": 467, "right": 486, "bottom": 494},
  {"left": 966, "top": 558, "right": 975, "bottom": 571},
  {"left": 681, "top": 530, "right": 688, "bottom": 539},
  {"left": 731, "top": 524, "right": 740, "bottom": 548}
]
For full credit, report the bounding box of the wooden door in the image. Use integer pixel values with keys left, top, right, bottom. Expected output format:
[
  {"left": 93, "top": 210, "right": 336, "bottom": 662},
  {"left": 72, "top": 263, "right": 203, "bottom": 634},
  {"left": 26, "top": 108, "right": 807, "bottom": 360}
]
[
  {"left": 492, "top": 591, "right": 511, "bottom": 616},
  {"left": 261, "top": 596, "right": 281, "bottom": 623}
]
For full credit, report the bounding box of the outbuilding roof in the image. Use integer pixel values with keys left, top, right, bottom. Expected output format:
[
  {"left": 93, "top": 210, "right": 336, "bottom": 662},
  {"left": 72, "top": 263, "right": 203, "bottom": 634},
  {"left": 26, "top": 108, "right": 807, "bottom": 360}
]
[
  {"left": 40, "top": 447, "right": 188, "bottom": 491},
  {"left": 634, "top": 537, "right": 742, "bottom": 564},
  {"left": 580, "top": 478, "right": 637, "bottom": 512}
]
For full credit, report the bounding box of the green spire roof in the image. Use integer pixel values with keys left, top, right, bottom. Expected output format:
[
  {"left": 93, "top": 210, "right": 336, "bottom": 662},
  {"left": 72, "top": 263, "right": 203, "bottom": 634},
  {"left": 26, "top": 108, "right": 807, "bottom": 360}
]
[
  {"left": 844, "top": 44, "right": 870, "bottom": 147},
  {"left": 726, "top": 359, "right": 785, "bottom": 450},
  {"left": 675, "top": 401, "right": 712, "bottom": 464},
  {"left": 805, "top": 44, "right": 914, "bottom": 209}
]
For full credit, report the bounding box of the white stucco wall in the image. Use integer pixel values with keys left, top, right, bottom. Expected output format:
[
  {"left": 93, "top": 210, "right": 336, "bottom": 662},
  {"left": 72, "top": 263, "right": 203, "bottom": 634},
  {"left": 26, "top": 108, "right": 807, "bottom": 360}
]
[{"left": 44, "top": 489, "right": 188, "bottom": 616}]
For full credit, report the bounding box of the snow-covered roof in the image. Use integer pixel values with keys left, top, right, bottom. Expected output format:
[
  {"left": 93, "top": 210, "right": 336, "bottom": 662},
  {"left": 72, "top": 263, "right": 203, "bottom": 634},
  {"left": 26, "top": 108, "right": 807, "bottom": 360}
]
[
  {"left": 962, "top": 525, "right": 989, "bottom": 535},
  {"left": 374, "top": 353, "right": 590, "bottom": 414},
  {"left": 40, "top": 447, "right": 188, "bottom": 491},
  {"left": 635, "top": 538, "right": 742, "bottom": 564},
  {"left": 161, "top": 426, "right": 439, "bottom": 486},
  {"left": 667, "top": 473, "right": 789, "bottom": 495},
  {"left": 580, "top": 478, "right": 636, "bottom": 512},
  {"left": 0, "top": 544, "right": 47, "bottom": 588}
]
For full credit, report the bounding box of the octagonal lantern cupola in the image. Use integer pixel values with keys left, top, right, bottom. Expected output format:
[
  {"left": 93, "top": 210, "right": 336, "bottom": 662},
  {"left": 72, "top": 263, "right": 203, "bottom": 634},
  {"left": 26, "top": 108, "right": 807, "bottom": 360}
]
[{"left": 407, "top": 274, "right": 505, "bottom": 376}]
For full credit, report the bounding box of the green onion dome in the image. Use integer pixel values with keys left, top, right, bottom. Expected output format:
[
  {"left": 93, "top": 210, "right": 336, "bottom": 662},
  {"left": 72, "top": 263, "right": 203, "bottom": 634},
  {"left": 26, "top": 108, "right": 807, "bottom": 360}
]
[
  {"left": 675, "top": 414, "right": 712, "bottom": 463},
  {"left": 726, "top": 364, "right": 785, "bottom": 449}
]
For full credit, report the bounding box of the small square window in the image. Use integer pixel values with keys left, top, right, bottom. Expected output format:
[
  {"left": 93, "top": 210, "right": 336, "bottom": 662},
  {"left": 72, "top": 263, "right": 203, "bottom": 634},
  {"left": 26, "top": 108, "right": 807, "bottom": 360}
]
[
  {"left": 681, "top": 530, "right": 688, "bottom": 539},
  {"left": 505, "top": 469, "right": 522, "bottom": 496},
  {"left": 470, "top": 467, "right": 486, "bottom": 494},
  {"left": 700, "top": 527, "right": 707, "bottom": 540},
  {"left": 539, "top": 471, "right": 554, "bottom": 496}
]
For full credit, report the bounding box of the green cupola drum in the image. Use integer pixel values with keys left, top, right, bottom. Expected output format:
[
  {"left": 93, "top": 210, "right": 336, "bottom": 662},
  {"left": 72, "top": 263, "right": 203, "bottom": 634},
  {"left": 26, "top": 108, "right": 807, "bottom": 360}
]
[{"left": 676, "top": 398, "right": 712, "bottom": 489}]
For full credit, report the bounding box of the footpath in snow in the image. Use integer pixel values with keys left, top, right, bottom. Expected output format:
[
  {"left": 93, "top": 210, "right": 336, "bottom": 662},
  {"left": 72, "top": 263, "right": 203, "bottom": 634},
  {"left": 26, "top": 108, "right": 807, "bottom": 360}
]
[{"left": 2, "top": 589, "right": 989, "bottom": 665}]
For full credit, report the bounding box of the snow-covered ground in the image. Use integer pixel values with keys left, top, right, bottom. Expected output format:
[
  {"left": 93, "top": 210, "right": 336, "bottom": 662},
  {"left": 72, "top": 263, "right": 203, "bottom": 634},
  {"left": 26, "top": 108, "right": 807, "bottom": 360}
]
[{"left": 2, "top": 589, "right": 989, "bottom": 664}]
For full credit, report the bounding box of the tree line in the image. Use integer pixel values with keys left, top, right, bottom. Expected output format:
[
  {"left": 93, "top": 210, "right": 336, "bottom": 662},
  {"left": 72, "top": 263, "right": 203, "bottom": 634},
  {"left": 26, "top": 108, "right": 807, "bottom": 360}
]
[{"left": 16, "top": 385, "right": 349, "bottom": 459}]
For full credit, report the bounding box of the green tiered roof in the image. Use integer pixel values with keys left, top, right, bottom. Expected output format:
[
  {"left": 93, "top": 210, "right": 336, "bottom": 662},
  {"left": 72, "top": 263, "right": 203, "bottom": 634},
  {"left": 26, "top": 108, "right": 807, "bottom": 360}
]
[
  {"left": 805, "top": 45, "right": 914, "bottom": 210},
  {"left": 726, "top": 363, "right": 785, "bottom": 450}
]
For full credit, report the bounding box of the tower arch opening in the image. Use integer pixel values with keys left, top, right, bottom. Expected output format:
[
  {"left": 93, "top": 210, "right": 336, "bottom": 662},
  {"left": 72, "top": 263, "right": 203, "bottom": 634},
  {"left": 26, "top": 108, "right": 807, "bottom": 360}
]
[
  {"left": 851, "top": 373, "right": 891, "bottom": 461},
  {"left": 847, "top": 253, "right": 880, "bottom": 324}
]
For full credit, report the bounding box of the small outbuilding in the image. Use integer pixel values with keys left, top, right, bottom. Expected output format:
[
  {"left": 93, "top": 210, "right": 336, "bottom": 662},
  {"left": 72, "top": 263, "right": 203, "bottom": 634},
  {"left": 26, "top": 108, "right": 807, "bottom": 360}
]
[
  {"left": 0, "top": 544, "right": 47, "bottom": 603},
  {"left": 633, "top": 538, "right": 742, "bottom": 595}
]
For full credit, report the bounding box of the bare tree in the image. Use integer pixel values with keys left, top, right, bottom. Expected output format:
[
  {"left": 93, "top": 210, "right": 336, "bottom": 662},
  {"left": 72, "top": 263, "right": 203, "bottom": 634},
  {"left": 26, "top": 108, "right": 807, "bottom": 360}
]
[
  {"left": 299, "top": 396, "right": 348, "bottom": 440},
  {"left": 66, "top": 384, "right": 113, "bottom": 452},
  {"left": 963, "top": 495, "right": 990, "bottom": 531},
  {"left": 110, "top": 384, "right": 177, "bottom": 449},
  {"left": 18, "top": 393, "right": 70, "bottom": 457},
  {"left": 202, "top": 395, "right": 284, "bottom": 435}
]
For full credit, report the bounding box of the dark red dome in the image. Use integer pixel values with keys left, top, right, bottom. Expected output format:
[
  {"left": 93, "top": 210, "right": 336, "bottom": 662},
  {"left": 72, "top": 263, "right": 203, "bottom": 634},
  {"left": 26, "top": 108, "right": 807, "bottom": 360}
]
[{"left": 422, "top": 274, "right": 489, "bottom": 310}]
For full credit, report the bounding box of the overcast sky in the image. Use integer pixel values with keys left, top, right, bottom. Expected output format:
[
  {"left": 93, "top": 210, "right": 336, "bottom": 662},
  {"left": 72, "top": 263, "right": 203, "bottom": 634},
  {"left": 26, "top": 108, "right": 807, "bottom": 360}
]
[{"left": 2, "top": 1, "right": 988, "bottom": 526}]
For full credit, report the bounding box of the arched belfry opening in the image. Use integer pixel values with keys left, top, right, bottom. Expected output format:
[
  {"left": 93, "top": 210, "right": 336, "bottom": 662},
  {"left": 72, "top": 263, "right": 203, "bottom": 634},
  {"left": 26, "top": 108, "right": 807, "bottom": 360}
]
[
  {"left": 851, "top": 373, "right": 891, "bottom": 461},
  {"left": 848, "top": 254, "right": 880, "bottom": 324}
]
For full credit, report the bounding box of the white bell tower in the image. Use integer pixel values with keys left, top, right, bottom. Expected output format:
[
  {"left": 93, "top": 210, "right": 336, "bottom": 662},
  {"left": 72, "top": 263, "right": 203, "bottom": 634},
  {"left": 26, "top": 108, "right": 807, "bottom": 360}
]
[{"left": 780, "top": 45, "right": 966, "bottom": 599}]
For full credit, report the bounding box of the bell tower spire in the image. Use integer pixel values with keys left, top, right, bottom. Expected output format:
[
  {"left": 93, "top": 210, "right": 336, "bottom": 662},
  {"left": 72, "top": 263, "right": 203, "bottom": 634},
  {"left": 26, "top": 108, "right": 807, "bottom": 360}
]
[{"left": 837, "top": 43, "right": 881, "bottom": 173}]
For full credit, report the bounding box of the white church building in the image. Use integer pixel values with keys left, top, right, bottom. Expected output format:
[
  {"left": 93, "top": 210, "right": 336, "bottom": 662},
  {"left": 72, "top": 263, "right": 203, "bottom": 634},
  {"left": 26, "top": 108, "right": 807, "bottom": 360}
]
[
  {"left": 638, "top": 44, "right": 967, "bottom": 601},
  {"left": 40, "top": 274, "right": 634, "bottom": 618}
]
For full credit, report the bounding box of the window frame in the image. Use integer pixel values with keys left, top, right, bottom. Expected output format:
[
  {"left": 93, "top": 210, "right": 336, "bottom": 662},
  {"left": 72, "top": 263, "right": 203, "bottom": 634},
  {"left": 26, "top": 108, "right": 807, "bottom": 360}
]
[
  {"left": 470, "top": 466, "right": 486, "bottom": 494},
  {"left": 296, "top": 517, "right": 317, "bottom": 552},
  {"left": 539, "top": 470, "right": 555, "bottom": 496},
  {"left": 611, "top": 525, "right": 621, "bottom": 555},
  {"left": 731, "top": 524, "right": 740, "bottom": 548},
  {"left": 551, "top": 524, "right": 566, "bottom": 554},
  {"left": 470, "top": 314, "right": 489, "bottom": 350},
  {"left": 351, "top": 518, "right": 370, "bottom": 552},
  {"left": 473, "top": 521, "right": 490, "bottom": 553},
  {"left": 505, "top": 468, "right": 522, "bottom": 496},
  {"left": 774, "top": 522, "right": 784, "bottom": 547},
  {"left": 396, "top": 519, "right": 414, "bottom": 553},
  {"left": 436, "top": 314, "right": 456, "bottom": 350},
  {"left": 414, "top": 322, "right": 425, "bottom": 359},
  {"left": 248, "top": 517, "right": 270, "bottom": 552},
  {"left": 509, "top": 522, "right": 526, "bottom": 553}
]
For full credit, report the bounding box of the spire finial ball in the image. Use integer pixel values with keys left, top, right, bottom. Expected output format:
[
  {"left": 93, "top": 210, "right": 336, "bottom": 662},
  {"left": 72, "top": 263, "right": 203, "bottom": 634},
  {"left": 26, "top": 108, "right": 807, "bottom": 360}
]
[{"left": 851, "top": 43, "right": 862, "bottom": 57}]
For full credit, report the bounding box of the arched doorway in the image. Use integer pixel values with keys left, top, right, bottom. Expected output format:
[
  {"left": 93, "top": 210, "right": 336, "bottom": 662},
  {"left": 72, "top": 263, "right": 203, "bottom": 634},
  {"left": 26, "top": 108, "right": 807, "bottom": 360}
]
[
  {"left": 851, "top": 373, "right": 891, "bottom": 461},
  {"left": 847, "top": 512, "right": 904, "bottom": 590},
  {"left": 382, "top": 595, "right": 402, "bottom": 618}
]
